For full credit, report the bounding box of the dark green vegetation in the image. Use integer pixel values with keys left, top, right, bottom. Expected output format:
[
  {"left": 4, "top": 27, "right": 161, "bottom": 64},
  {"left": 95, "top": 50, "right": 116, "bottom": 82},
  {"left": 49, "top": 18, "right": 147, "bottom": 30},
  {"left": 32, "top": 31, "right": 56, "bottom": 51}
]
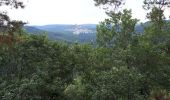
[{"left": 1, "top": 0, "right": 170, "bottom": 100}]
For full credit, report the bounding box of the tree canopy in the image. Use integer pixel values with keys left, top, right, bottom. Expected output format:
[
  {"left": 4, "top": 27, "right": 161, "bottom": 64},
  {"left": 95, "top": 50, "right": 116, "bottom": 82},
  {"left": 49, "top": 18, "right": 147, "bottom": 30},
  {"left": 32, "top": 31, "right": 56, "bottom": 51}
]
[
  {"left": 0, "top": 0, "right": 170, "bottom": 99},
  {"left": 93, "top": 0, "right": 124, "bottom": 10},
  {"left": 0, "top": 0, "right": 25, "bottom": 32}
]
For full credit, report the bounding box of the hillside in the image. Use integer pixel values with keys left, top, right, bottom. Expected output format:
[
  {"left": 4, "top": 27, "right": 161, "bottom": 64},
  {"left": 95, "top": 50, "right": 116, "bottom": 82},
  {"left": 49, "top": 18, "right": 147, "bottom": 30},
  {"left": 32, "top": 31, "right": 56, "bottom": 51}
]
[
  {"left": 24, "top": 24, "right": 96, "bottom": 43},
  {"left": 25, "top": 21, "right": 170, "bottom": 43}
]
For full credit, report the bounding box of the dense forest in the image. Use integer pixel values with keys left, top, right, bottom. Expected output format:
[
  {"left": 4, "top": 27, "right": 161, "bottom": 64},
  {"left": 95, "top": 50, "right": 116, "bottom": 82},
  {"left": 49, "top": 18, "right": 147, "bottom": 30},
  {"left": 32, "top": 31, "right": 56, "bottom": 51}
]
[{"left": 1, "top": 0, "right": 170, "bottom": 99}]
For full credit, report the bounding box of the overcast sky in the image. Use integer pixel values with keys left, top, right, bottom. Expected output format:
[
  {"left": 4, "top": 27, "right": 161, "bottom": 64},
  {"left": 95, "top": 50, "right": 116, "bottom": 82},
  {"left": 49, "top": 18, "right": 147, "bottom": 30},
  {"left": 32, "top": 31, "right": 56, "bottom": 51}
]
[{"left": 6, "top": 0, "right": 170, "bottom": 25}]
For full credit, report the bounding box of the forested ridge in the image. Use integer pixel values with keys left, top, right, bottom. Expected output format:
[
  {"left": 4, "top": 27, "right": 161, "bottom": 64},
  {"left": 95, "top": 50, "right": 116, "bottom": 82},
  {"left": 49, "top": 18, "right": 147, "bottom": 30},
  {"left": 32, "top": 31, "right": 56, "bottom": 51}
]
[{"left": 1, "top": 0, "right": 170, "bottom": 100}]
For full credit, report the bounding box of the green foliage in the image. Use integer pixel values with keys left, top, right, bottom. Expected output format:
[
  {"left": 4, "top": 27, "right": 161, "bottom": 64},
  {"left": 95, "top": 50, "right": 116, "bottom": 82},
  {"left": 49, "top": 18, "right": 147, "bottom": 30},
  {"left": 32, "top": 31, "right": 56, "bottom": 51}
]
[
  {"left": 1, "top": 20, "right": 170, "bottom": 99},
  {"left": 94, "top": 0, "right": 170, "bottom": 99},
  {"left": 96, "top": 9, "right": 138, "bottom": 48},
  {"left": 0, "top": 0, "right": 25, "bottom": 32},
  {"left": 143, "top": 0, "right": 170, "bottom": 10},
  {"left": 0, "top": 34, "right": 73, "bottom": 100},
  {"left": 1, "top": 0, "right": 170, "bottom": 100},
  {"left": 96, "top": 19, "right": 115, "bottom": 47},
  {"left": 93, "top": 0, "right": 124, "bottom": 10}
]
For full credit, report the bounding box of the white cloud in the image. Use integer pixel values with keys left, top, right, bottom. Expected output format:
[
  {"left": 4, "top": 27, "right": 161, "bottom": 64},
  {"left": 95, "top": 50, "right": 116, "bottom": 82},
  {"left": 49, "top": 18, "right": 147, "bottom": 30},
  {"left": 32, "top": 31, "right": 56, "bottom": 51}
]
[
  {"left": 5, "top": 0, "right": 170, "bottom": 25},
  {"left": 7, "top": 0, "right": 107, "bottom": 25}
]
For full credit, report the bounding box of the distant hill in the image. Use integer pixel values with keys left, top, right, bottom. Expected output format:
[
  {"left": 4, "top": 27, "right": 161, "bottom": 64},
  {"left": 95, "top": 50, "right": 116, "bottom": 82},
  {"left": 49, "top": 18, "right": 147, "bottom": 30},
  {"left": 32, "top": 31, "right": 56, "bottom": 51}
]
[
  {"left": 24, "top": 26, "right": 45, "bottom": 34},
  {"left": 24, "top": 26, "right": 70, "bottom": 41},
  {"left": 24, "top": 24, "right": 143, "bottom": 43},
  {"left": 24, "top": 20, "right": 170, "bottom": 43},
  {"left": 33, "top": 24, "right": 96, "bottom": 34},
  {"left": 24, "top": 24, "right": 96, "bottom": 43}
]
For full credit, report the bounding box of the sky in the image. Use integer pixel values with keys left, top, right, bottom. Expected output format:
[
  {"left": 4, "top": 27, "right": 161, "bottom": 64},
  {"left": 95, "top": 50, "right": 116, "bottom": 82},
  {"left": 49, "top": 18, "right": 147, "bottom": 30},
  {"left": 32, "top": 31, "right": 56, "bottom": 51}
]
[{"left": 5, "top": 0, "right": 170, "bottom": 25}]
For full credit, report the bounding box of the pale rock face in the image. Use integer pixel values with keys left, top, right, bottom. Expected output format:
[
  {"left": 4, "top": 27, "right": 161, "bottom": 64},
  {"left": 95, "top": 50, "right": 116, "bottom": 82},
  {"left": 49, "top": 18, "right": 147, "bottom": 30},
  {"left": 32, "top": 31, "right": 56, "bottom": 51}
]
[{"left": 66, "top": 24, "right": 96, "bottom": 35}]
